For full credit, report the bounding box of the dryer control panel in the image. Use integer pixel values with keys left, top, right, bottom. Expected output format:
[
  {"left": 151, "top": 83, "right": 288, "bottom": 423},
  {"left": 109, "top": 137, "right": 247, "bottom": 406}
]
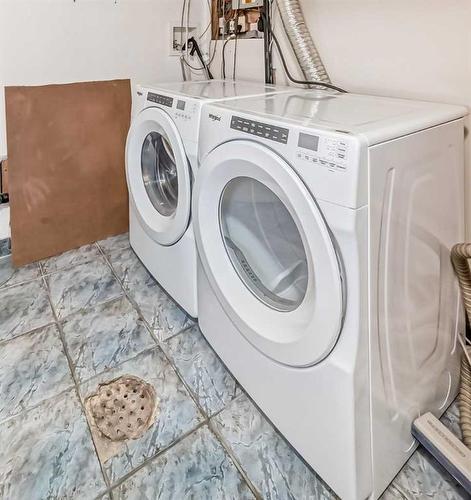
[
  {"left": 296, "top": 133, "right": 350, "bottom": 173},
  {"left": 230, "top": 116, "right": 289, "bottom": 144}
]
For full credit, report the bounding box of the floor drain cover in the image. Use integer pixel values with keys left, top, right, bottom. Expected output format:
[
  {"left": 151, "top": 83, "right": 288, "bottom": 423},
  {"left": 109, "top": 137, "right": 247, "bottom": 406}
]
[{"left": 87, "top": 375, "right": 158, "bottom": 441}]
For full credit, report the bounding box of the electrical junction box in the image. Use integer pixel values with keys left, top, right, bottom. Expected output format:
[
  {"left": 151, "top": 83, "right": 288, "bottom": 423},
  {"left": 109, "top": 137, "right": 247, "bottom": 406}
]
[{"left": 232, "top": 0, "right": 264, "bottom": 9}]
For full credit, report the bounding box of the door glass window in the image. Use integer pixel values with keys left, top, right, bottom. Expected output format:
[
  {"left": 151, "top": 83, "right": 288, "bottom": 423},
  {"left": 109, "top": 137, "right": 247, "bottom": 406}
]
[
  {"left": 220, "top": 177, "right": 308, "bottom": 312},
  {"left": 141, "top": 131, "right": 178, "bottom": 216}
]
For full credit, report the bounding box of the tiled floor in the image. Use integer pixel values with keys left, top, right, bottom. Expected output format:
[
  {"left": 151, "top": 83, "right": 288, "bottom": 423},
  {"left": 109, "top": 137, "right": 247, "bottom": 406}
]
[{"left": 0, "top": 234, "right": 467, "bottom": 499}]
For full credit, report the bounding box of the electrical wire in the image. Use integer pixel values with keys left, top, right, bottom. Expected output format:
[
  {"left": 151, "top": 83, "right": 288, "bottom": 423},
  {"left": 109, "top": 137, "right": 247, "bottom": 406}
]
[
  {"left": 222, "top": 34, "right": 236, "bottom": 79},
  {"left": 179, "top": 0, "right": 215, "bottom": 77},
  {"left": 261, "top": 11, "right": 347, "bottom": 93},
  {"left": 232, "top": 0, "right": 240, "bottom": 80}
]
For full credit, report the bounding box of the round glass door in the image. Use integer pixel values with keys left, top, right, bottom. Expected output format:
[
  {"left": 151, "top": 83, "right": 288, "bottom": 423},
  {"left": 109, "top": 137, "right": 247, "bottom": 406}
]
[
  {"left": 126, "top": 107, "right": 191, "bottom": 246},
  {"left": 194, "top": 139, "right": 345, "bottom": 367},
  {"left": 141, "top": 131, "right": 178, "bottom": 217},
  {"left": 220, "top": 177, "right": 308, "bottom": 312}
]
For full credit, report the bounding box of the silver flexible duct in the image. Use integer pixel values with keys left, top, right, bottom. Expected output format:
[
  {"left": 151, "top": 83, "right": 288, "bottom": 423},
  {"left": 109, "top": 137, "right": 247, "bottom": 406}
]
[{"left": 276, "top": 0, "right": 331, "bottom": 84}]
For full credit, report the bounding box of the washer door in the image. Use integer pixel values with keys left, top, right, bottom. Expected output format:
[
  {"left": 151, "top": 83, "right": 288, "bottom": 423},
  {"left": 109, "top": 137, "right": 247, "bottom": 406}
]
[
  {"left": 194, "top": 140, "right": 345, "bottom": 367},
  {"left": 126, "top": 107, "right": 191, "bottom": 245}
]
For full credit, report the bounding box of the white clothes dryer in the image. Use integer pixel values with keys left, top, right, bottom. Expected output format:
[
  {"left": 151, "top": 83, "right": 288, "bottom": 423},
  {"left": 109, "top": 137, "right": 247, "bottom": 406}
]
[
  {"left": 125, "top": 80, "right": 293, "bottom": 318},
  {"left": 194, "top": 90, "right": 467, "bottom": 499}
]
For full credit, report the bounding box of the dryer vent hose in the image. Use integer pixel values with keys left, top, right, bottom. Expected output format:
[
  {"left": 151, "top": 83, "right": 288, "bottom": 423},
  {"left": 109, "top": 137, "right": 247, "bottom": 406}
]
[
  {"left": 451, "top": 243, "right": 471, "bottom": 448},
  {"left": 276, "top": 0, "right": 331, "bottom": 84}
]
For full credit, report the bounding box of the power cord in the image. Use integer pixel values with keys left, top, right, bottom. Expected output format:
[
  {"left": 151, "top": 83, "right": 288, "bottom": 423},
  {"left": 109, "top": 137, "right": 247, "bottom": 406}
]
[{"left": 222, "top": 34, "right": 236, "bottom": 79}]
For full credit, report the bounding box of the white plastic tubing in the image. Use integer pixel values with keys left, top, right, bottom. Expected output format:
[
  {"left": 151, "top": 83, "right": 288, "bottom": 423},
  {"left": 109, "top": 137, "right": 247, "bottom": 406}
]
[{"left": 276, "top": 0, "right": 330, "bottom": 83}]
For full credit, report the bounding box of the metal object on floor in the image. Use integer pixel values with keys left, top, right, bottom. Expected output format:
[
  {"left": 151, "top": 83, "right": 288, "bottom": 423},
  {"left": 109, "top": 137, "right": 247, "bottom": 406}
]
[{"left": 87, "top": 375, "right": 158, "bottom": 441}]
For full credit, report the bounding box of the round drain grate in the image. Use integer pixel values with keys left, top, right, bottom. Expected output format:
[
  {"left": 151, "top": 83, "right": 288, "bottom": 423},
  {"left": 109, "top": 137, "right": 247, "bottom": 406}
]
[{"left": 87, "top": 375, "right": 157, "bottom": 441}]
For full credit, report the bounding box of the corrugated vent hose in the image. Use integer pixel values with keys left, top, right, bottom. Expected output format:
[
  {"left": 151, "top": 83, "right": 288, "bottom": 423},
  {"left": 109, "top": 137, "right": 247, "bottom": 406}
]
[
  {"left": 276, "top": 0, "right": 331, "bottom": 84},
  {"left": 451, "top": 243, "right": 471, "bottom": 447}
]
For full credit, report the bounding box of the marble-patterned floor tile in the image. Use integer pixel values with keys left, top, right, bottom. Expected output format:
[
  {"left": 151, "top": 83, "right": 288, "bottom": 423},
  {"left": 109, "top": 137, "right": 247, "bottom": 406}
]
[
  {"left": 0, "top": 324, "right": 74, "bottom": 422},
  {"left": 163, "top": 325, "right": 239, "bottom": 416},
  {"left": 0, "top": 278, "right": 54, "bottom": 342},
  {"left": 114, "top": 425, "right": 254, "bottom": 500},
  {"left": 0, "top": 237, "right": 10, "bottom": 257},
  {"left": 97, "top": 232, "right": 130, "bottom": 255},
  {"left": 385, "top": 402, "right": 467, "bottom": 499},
  {"left": 130, "top": 282, "right": 194, "bottom": 341},
  {"left": 212, "top": 393, "right": 336, "bottom": 500},
  {"left": 0, "top": 254, "right": 40, "bottom": 289},
  {"left": 61, "top": 296, "right": 156, "bottom": 383},
  {"left": 380, "top": 484, "right": 409, "bottom": 499},
  {"left": 80, "top": 347, "right": 203, "bottom": 484},
  {"left": 441, "top": 400, "right": 461, "bottom": 437},
  {"left": 47, "top": 258, "right": 122, "bottom": 320},
  {"left": 41, "top": 243, "right": 102, "bottom": 274},
  {"left": 385, "top": 445, "right": 467, "bottom": 499},
  {"left": 107, "top": 246, "right": 154, "bottom": 291},
  {"left": 108, "top": 247, "right": 194, "bottom": 340},
  {"left": 0, "top": 390, "right": 106, "bottom": 499}
]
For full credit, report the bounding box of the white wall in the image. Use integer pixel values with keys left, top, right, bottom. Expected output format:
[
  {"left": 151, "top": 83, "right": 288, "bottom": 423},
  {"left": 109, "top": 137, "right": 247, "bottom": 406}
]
[
  {"left": 0, "top": 0, "right": 207, "bottom": 159},
  {"left": 212, "top": 0, "right": 471, "bottom": 237}
]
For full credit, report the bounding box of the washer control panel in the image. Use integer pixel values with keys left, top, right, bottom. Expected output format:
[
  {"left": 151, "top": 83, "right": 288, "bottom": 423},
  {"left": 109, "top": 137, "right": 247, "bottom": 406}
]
[
  {"left": 147, "top": 92, "right": 173, "bottom": 107},
  {"left": 296, "top": 132, "right": 350, "bottom": 172},
  {"left": 231, "top": 116, "right": 289, "bottom": 144},
  {"left": 174, "top": 100, "right": 198, "bottom": 121}
]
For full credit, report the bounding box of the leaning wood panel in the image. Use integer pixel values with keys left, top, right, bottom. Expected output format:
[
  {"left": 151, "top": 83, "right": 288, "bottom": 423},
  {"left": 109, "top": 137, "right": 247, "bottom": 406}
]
[{"left": 5, "top": 80, "right": 131, "bottom": 266}]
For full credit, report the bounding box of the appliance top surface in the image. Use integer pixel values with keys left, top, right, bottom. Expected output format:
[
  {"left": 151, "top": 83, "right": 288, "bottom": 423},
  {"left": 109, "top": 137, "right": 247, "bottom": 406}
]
[
  {"left": 138, "top": 79, "right": 293, "bottom": 101},
  {"left": 209, "top": 90, "right": 467, "bottom": 145}
]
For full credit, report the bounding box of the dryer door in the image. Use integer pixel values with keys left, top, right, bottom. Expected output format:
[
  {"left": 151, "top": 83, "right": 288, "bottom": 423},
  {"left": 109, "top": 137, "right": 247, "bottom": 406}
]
[
  {"left": 126, "top": 107, "right": 191, "bottom": 245},
  {"left": 194, "top": 140, "right": 345, "bottom": 367}
]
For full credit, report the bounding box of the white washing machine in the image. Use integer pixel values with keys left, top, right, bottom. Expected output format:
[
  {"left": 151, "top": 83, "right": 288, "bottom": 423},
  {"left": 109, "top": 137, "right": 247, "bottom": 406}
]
[
  {"left": 194, "top": 91, "right": 467, "bottom": 499},
  {"left": 125, "top": 80, "right": 294, "bottom": 318}
]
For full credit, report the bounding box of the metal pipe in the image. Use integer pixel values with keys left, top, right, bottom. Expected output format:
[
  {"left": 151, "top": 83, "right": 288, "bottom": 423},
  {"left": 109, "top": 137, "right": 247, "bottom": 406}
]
[{"left": 276, "top": 0, "right": 330, "bottom": 84}]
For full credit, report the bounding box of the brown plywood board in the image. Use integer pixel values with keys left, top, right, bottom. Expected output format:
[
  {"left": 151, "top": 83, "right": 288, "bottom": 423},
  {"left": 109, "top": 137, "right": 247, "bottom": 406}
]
[
  {"left": 1, "top": 159, "right": 8, "bottom": 194},
  {"left": 5, "top": 80, "right": 131, "bottom": 266}
]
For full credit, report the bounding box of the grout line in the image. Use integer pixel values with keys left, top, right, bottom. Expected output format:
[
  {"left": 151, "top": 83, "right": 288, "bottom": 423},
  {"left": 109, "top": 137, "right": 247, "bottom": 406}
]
[
  {"left": 40, "top": 251, "right": 125, "bottom": 324},
  {"left": 388, "top": 483, "right": 414, "bottom": 500},
  {"left": 96, "top": 242, "right": 194, "bottom": 334},
  {"left": 56, "top": 294, "right": 127, "bottom": 327},
  {"left": 41, "top": 271, "right": 112, "bottom": 492},
  {"left": 95, "top": 243, "right": 159, "bottom": 345},
  {"left": 157, "top": 335, "right": 210, "bottom": 420},
  {"left": 0, "top": 264, "right": 43, "bottom": 291},
  {"left": 0, "top": 320, "right": 57, "bottom": 347},
  {"left": 76, "top": 343, "right": 161, "bottom": 388},
  {"left": 106, "top": 420, "right": 208, "bottom": 494},
  {"left": 0, "top": 382, "right": 76, "bottom": 428},
  {"left": 161, "top": 322, "right": 196, "bottom": 343},
  {"left": 207, "top": 416, "right": 262, "bottom": 500}
]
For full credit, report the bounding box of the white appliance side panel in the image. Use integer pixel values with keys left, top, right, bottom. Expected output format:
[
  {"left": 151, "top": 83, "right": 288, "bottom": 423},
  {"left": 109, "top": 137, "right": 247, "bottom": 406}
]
[
  {"left": 129, "top": 205, "right": 198, "bottom": 318},
  {"left": 368, "top": 119, "right": 465, "bottom": 498},
  {"left": 198, "top": 202, "right": 371, "bottom": 500}
]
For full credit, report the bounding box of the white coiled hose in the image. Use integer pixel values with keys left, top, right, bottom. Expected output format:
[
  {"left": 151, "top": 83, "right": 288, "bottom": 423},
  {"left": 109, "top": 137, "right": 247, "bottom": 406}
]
[{"left": 451, "top": 243, "right": 471, "bottom": 447}]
